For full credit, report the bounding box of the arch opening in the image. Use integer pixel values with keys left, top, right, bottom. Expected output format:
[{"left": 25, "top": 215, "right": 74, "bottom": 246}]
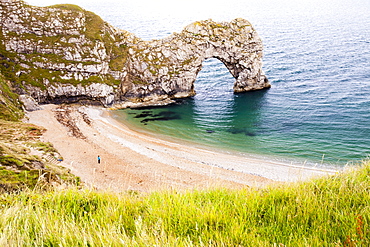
[
  {"left": 191, "top": 58, "right": 236, "bottom": 128},
  {"left": 193, "top": 57, "right": 236, "bottom": 99}
]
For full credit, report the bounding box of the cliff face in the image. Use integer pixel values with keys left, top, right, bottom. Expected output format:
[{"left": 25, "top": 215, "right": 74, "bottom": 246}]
[{"left": 0, "top": 0, "right": 270, "bottom": 108}]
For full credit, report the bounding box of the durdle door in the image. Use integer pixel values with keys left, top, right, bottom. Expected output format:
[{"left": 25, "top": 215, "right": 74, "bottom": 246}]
[{"left": 0, "top": 0, "right": 270, "bottom": 108}]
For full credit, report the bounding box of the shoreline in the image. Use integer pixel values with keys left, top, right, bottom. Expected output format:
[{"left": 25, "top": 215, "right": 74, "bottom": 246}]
[
  {"left": 26, "top": 104, "right": 340, "bottom": 192},
  {"left": 111, "top": 109, "right": 340, "bottom": 174},
  {"left": 105, "top": 109, "right": 339, "bottom": 180}
]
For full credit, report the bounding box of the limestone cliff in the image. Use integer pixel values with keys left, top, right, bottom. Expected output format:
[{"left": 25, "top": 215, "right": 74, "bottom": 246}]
[{"left": 0, "top": 0, "right": 270, "bottom": 108}]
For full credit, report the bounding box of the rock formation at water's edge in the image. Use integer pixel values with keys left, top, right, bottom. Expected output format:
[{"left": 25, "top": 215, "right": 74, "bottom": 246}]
[{"left": 0, "top": 0, "right": 270, "bottom": 108}]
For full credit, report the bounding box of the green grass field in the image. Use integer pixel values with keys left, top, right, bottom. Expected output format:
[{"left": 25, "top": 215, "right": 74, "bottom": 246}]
[{"left": 0, "top": 160, "right": 369, "bottom": 246}]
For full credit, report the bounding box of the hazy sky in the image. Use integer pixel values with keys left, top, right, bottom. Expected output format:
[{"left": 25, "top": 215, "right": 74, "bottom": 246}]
[
  {"left": 24, "top": 0, "right": 334, "bottom": 20},
  {"left": 27, "top": 0, "right": 102, "bottom": 6},
  {"left": 24, "top": 0, "right": 366, "bottom": 39},
  {"left": 25, "top": 0, "right": 247, "bottom": 19},
  {"left": 25, "top": 0, "right": 239, "bottom": 9},
  {"left": 24, "top": 0, "right": 352, "bottom": 17},
  {"left": 24, "top": 0, "right": 281, "bottom": 27}
]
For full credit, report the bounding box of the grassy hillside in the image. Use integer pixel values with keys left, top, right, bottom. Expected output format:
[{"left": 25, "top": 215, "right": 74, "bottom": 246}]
[
  {"left": 0, "top": 73, "right": 78, "bottom": 192},
  {"left": 0, "top": 73, "right": 23, "bottom": 121},
  {"left": 0, "top": 118, "right": 79, "bottom": 192},
  {"left": 0, "top": 161, "right": 368, "bottom": 246}
]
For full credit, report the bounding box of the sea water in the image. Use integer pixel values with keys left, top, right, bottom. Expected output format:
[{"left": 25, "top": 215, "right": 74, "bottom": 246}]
[{"left": 29, "top": 0, "right": 370, "bottom": 167}]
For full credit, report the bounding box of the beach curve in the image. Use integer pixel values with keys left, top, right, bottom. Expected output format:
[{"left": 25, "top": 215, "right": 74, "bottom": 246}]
[{"left": 26, "top": 104, "right": 339, "bottom": 192}]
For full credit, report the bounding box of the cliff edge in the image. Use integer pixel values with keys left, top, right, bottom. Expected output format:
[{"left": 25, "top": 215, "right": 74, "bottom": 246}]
[{"left": 0, "top": 0, "right": 270, "bottom": 108}]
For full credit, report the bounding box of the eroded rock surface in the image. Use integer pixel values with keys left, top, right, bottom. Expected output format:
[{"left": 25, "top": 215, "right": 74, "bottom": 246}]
[{"left": 0, "top": 0, "right": 270, "bottom": 108}]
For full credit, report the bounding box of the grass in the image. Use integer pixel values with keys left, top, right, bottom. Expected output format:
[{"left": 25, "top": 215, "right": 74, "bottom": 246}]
[
  {"left": 85, "top": 11, "right": 105, "bottom": 41},
  {"left": 0, "top": 71, "right": 79, "bottom": 193},
  {"left": 0, "top": 74, "right": 23, "bottom": 121},
  {"left": 0, "top": 161, "right": 369, "bottom": 246},
  {"left": 0, "top": 118, "right": 78, "bottom": 193},
  {"left": 49, "top": 4, "right": 85, "bottom": 12},
  {"left": 0, "top": 167, "right": 40, "bottom": 191}
]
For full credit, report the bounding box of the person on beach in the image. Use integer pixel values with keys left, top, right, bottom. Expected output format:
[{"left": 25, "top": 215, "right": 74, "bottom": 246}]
[{"left": 97, "top": 155, "right": 101, "bottom": 164}]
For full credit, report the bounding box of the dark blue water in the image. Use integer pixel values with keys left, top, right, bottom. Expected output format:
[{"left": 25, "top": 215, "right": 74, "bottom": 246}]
[{"left": 29, "top": 0, "right": 370, "bottom": 167}]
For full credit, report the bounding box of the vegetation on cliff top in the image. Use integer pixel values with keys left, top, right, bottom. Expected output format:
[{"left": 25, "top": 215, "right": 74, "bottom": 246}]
[
  {"left": 48, "top": 4, "right": 85, "bottom": 12},
  {"left": 0, "top": 161, "right": 369, "bottom": 246},
  {"left": 0, "top": 0, "right": 123, "bottom": 94}
]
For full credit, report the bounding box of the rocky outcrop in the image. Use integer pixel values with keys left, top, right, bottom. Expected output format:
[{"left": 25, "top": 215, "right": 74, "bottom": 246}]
[
  {"left": 18, "top": 94, "right": 41, "bottom": 111},
  {"left": 0, "top": 0, "right": 270, "bottom": 108}
]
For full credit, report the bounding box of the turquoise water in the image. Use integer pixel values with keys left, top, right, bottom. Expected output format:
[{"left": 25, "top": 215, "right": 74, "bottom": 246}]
[
  {"left": 29, "top": 0, "right": 370, "bottom": 167},
  {"left": 112, "top": 56, "right": 370, "bottom": 166}
]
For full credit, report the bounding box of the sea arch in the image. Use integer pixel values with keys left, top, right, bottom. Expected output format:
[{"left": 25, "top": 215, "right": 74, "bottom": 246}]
[{"left": 121, "top": 18, "right": 270, "bottom": 102}]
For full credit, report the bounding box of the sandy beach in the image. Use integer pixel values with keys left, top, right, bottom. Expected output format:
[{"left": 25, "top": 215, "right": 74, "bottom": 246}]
[{"left": 26, "top": 104, "right": 338, "bottom": 192}]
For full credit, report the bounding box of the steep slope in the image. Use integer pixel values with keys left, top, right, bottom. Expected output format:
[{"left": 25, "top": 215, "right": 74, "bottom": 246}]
[
  {"left": 0, "top": 72, "right": 77, "bottom": 192},
  {"left": 0, "top": 72, "right": 23, "bottom": 121}
]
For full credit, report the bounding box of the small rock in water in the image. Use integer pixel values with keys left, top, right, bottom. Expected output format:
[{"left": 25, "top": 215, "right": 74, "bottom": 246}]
[
  {"left": 134, "top": 112, "right": 153, "bottom": 118},
  {"left": 245, "top": 132, "right": 257, "bottom": 136}
]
